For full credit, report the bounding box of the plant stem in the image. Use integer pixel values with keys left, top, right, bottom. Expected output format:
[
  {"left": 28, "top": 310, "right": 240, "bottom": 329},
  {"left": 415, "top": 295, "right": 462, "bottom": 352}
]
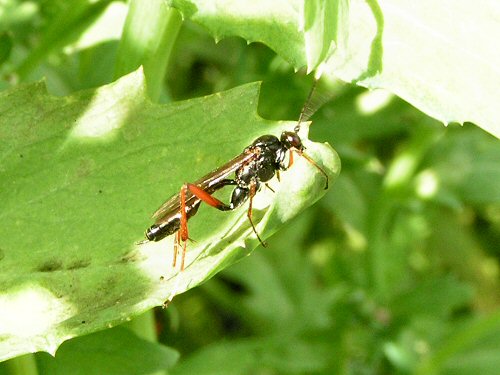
[
  {"left": 15, "top": 1, "right": 111, "bottom": 80},
  {"left": 114, "top": 0, "right": 182, "bottom": 102}
]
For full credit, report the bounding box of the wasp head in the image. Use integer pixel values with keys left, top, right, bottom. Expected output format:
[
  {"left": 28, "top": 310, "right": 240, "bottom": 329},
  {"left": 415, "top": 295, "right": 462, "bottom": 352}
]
[{"left": 280, "top": 131, "right": 304, "bottom": 151}]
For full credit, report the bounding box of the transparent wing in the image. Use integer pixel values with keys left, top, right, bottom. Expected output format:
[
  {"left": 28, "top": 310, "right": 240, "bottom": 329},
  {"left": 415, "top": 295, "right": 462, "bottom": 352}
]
[
  {"left": 294, "top": 78, "right": 337, "bottom": 132},
  {"left": 151, "top": 151, "right": 255, "bottom": 222}
]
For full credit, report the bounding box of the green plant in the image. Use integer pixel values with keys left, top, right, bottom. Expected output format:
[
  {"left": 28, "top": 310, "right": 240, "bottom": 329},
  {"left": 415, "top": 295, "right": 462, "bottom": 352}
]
[{"left": 1, "top": 0, "right": 499, "bottom": 374}]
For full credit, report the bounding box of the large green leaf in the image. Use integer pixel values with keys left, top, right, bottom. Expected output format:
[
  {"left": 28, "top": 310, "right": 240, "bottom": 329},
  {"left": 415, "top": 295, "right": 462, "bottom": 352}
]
[
  {"left": 168, "top": 0, "right": 500, "bottom": 138},
  {"left": 325, "top": 0, "right": 500, "bottom": 139},
  {"left": 0, "top": 68, "right": 340, "bottom": 360},
  {"left": 168, "top": 0, "right": 307, "bottom": 68},
  {"left": 171, "top": 336, "right": 329, "bottom": 375},
  {"left": 37, "top": 326, "right": 179, "bottom": 374}
]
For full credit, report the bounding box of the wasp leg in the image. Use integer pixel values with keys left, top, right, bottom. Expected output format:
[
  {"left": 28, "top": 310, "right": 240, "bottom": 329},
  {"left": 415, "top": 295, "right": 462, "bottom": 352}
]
[
  {"left": 283, "top": 148, "right": 328, "bottom": 190},
  {"left": 246, "top": 181, "right": 267, "bottom": 247},
  {"left": 179, "top": 184, "right": 188, "bottom": 270},
  {"left": 295, "top": 150, "right": 329, "bottom": 190},
  {"left": 176, "top": 179, "right": 237, "bottom": 270},
  {"left": 186, "top": 181, "right": 267, "bottom": 247}
]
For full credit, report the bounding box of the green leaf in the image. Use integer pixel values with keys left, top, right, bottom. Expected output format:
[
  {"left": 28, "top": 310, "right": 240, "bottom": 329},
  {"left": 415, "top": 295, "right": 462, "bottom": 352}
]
[
  {"left": 304, "top": 0, "right": 349, "bottom": 71},
  {"left": 0, "top": 68, "right": 340, "bottom": 360},
  {"left": 14, "top": 0, "right": 113, "bottom": 79},
  {"left": 423, "top": 127, "right": 500, "bottom": 205},
  {"left": 168, "top": 0, "right": 307, "bottom": 68},
  {"left": 37, "top": 327, "right": 179, "bottom": 374},
  {"left": 324, "top": 0, "right": 500, "bottom": 138},
  {"left": 168, "top": 0, "right": 500, "bottom": 138},
  {"left": 171, "top": 336, "right": 328, "bottom": 375},
  {"left": 114, "top": 0, "right": 182, "bottom": 100},
  {"left": 66, "top": 2, "right": 128, "bottom": 53},
  {"left": 390, "top": 276, "right": 473, "bottom": 319},
  {"left": 220, "top": 213, "right": 335, "bottom": 333}
]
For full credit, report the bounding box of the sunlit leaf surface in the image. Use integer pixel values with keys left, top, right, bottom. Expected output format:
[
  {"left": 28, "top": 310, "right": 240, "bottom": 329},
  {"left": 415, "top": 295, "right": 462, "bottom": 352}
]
[
  {"left": 0, "top": 69, "right": 339, "bottom": 360},
  {"left": 169, "top": 0, "right": 500, "bottom": 137}
]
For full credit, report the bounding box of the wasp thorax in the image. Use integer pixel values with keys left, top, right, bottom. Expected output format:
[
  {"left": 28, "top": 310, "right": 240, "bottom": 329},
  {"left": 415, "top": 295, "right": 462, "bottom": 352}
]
[{"left": 280, "top": 131, "right": 303, "bottom": 151}]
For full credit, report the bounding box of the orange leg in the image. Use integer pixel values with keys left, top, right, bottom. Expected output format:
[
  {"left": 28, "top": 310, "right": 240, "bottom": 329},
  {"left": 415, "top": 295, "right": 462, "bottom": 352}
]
[
  {"left": 288, "top": 149, "right": 328, "bottom": 184},
  {"left": 179, "top": 185, "right": 189, "bottom": 270},
  {"left": 285, "top": 148, "right": 328, "bottom": 189},
  {"left": 173, "top": 229, "right": 180, "bottom": 267},
  {"left": 287, "top": 149, "right": 295, "bottom": 168},
  {"left": 188, "top": 182, "right": 267, "bottom": 247},
  {"left": 173, "top": 179, "right": 270, "bottom": 270},
  {"left": 295, "top": 150, "right": 329, "bottom": 189},
  {"left": 186, "top": 183, "right": 229, "bottom": 209},
  {"left": 174, "top": 180, "right": 236, "bottom": 270}
]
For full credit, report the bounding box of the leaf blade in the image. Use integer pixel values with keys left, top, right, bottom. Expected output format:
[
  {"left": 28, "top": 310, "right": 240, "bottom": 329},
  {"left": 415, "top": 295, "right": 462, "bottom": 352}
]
[{"left": 0, "top": 68, "right": 340, "bottom": 360}]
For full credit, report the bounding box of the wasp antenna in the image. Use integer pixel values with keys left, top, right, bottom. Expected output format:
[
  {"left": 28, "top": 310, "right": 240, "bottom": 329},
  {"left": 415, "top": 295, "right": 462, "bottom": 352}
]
[
  {"left": 294, "top": 79, "right": 318, "bottom": 133},
  {"left": 294, "top": 78, "right": 337, "bottom": 134}
]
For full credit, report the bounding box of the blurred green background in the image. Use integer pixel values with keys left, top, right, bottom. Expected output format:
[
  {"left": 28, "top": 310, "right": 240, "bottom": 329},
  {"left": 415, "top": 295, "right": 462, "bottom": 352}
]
[{"left": 1, "top": 1, "right": 500, "bottom": 374}]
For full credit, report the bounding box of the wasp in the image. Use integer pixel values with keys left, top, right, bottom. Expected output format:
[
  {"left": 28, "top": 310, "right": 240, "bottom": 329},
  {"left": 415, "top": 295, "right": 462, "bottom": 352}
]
[{"left": 144, "top": 81, "right": 329, "bottom": 270}]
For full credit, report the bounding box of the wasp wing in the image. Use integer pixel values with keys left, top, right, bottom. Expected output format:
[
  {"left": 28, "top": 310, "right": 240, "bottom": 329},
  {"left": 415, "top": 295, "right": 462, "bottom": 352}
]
[{"left": 151, "top": 151, "right": 255, "bottom": 222}]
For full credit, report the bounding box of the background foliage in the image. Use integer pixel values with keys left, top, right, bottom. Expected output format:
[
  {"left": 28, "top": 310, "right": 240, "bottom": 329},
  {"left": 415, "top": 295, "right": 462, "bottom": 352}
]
[{"left": 1, "top": 0, "right": 499, "bottom": 374}]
